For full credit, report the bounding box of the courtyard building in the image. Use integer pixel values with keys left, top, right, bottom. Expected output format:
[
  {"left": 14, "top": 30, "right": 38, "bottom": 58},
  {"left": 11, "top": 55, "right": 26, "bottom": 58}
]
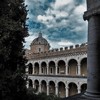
[{"left": 25, "top": 33, "right": 87, "bottom": 98}]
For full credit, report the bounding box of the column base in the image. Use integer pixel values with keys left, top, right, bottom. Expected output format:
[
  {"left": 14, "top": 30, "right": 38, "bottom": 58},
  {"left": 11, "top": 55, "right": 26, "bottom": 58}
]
[
  {"left": 62, "top": 92, "right": 100, "bottom": 100},
  {"left": 84, "top": 91, "right": 100, "bottom": 98}
]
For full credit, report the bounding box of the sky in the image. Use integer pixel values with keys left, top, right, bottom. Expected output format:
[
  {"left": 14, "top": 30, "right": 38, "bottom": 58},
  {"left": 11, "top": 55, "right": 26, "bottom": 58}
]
[{"left": 25, "top": 0, "right": 87, "bottom": 49}]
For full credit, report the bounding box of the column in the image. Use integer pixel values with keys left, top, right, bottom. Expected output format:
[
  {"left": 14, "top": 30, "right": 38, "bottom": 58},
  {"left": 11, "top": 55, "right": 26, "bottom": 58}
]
[
  {"left": 55, "top": 83, "right": 58, "bottom": 96},
  {"left": 32, "top": 66, "right": 34, "bottom": 74},
  {"left": 47, "top": 65, "right": 49, "bottom": 75},
  {"left": 84, "top": 0, "right": 100, "bottom": 97},
  {"left": 25, "top": 67, "right": 28, "bottom": 74},
  {"left": 39, "top": 83, "right": 41, "bottom": 93},
  {"left": 47, "top": 83, "right": 49, "bottom": 95},
  {"left": 65, "top": 64, "right": 68, "bottom": 75},
  {"left": 39, "top": 66, "right": 41, "bottom": 75},
  {"left": 33, "top": 83, "right": 35, "bottom": 88},
  {"left": 77, "top": 86, "right": 81, "bottom": 94},
  {"left": 65, "top": 86, "right": 69, "bottom": 97},
  {"left": 55, "top": 63, "right": 58, "bottom": 75},
  {"left": 77, "top": 63, "right": 81, "bottom": 75}
]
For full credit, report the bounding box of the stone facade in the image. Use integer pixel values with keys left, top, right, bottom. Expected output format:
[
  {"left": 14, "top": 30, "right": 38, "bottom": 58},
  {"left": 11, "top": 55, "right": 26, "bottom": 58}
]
[{"left": 25, "top": 33, "right": 87, "bottom": 98}]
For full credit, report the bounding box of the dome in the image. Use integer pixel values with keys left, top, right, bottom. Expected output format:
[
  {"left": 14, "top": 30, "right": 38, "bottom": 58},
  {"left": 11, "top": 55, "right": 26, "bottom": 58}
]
[{"left": 31, "top": 33, "right": 50, "bottom": 47}]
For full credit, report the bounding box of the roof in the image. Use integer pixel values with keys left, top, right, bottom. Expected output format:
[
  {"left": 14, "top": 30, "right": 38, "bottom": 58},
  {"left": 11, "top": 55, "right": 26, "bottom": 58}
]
[{"left": 31, "top": 33, "right": 50, "bottom": 46}]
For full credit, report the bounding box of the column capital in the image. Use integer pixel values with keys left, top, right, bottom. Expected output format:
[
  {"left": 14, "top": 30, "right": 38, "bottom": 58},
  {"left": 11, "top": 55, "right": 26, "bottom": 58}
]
[
  {"left": 83, "top": 6, "right": 100, "bottom": 20},
  {"left": 65, "top": 86, "right": 69, "bottom": 89}
]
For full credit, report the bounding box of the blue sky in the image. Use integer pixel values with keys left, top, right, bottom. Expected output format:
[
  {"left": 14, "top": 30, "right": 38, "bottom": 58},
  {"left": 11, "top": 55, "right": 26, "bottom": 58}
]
[{"left": 25, "top": 0, "right": 87, "bottom": 49}]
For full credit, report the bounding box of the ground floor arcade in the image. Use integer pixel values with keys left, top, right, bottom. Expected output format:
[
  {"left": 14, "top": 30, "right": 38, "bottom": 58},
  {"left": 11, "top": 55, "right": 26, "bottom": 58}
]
[{"left": 27, "top": 75, "right": 87, "bottom": 98}]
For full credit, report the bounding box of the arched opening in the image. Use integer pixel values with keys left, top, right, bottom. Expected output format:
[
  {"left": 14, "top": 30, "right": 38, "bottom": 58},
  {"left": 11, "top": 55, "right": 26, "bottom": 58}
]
[
  {"left": 68, "top": 59, "right": 78, "bottom": 75},
  {"left": 81, "top": 84, "right": 87, "bottom": 93},
  {"left": 29, "top": 79, "right": 33, "bottom": 87},
  {"left": 81, "top": 58, "right": 87, "bottom": 76},
  {"left": 34, "top": 80, "right": 39, "bottom": 92},
  {"left": 49, "top": 61, "right": 55, "bottom": 75},
  {"left": 41, "top": 62, "right": 47, "bottom": 75},
  {"left": 49, "top": 81, "right": 55, "bottom": 95},
  {"left": 68, "top": 83, "right": 78, "bottom": 96},
  {"left": 41, "top": 80, "right": 47, "bottom": 93},
  {"left": 58, "top": 60, "right": 66, "bottom": 75},
  {"left": 34, "top": 62, "right": 39, "bottom": 74},
  {"left": 58, "top": 82, "right": 66, "bottom": 97},
  {"left": 28, "top": 63, "right": 33, "bottom": 74}
]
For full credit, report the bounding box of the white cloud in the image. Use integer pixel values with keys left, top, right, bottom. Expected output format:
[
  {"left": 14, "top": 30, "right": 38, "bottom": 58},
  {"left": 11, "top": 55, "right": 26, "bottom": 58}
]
[
  {"left": 48, "top": 10, "right": 69, "bottom": 18},
  {"left": 37, "top": 7, "right": 69, "bottom": 28},
  {"left": 72, "top": 27, "right": 83, "bottom": 32},
  {"left": 37, "top": 15, "right": 54, "bottom": 22},
  {"left": 52, "top": 0, "right": 73, "bottom": 9},
  {"left": 37, "top": 0, "right": 72, "bottom": 28},
  {"left": 74, "top": 5, "right": 86, "bottom": 15},
  {"left": 58, "top": 40, "right": 74, "bottom": 46}
]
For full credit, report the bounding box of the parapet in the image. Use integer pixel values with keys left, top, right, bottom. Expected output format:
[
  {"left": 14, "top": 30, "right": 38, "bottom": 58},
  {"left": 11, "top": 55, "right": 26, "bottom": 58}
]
[{"left": 26, "top": 43, "right": 87, "bottom": 59}]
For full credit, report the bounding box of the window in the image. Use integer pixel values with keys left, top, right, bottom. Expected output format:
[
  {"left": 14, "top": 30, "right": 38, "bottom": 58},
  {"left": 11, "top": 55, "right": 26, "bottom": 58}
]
[{"left": 39, "top": 48, "right": 41, "bottom": 52}]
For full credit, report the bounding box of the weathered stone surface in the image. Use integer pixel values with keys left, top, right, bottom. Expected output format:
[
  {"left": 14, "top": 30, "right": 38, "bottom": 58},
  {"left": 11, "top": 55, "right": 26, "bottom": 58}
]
[{"left": 87, "top": 0, "right": 100, "bottom": 10}]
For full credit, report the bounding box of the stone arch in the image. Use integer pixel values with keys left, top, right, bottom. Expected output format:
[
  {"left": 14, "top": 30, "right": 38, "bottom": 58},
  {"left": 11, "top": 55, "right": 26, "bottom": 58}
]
[
  {"left": 68, "top": 59, "right": 78, "bottom": 75},
  {"left": 49, "top": 81, "right": 55, "bottom": 95},
  {"left": 58, "top": 60, "right": 66, "bottom": 74},
  {"left": 28, "top": 63, "right": 33, "bottom": 74},
  {"left": 48, "top": 61, "right": 55, "bottom": 75},
  {"left": 34, "top": 80, "right": 39, "bottom": 92},
  {"left": 41, "top": 80, "right": 47, "bottom": 93},
  {"left": 81, "top": 83, "right": 87, "bottom": 93},
  {"left": 29, "top": 79, "right": 33, "bottom": 87},
  {"left": 58, "top": 81, "right": 66, "bottom": 97},
  {"left": 68, "top": 82, "right": 78, "bottom": 96},
  {"left": 34, "top": 62, "right": 39, "bottom": 74},
  {"left": 80, "top": 58, "right": 87, "bottom": 76},
  {"left": 41, "top": 62, "right": 47, "bottom": 74}
]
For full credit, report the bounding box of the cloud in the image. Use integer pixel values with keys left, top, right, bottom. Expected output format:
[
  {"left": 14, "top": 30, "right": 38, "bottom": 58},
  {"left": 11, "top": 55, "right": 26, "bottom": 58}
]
[
  {"left": 58, "top": 40, "right": 74, "bottom": 46},
  {"left": 52, "top": 0, "right": 73, "bottom": 9},
  {"left": 25, "top": 0, "right": 87, "bottom": 49},
  {"left": 74, "top": 5, "right": 86, "bottom": 15}
]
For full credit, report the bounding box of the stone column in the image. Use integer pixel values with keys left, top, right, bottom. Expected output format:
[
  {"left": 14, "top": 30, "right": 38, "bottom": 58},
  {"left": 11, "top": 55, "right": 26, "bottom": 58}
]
[
  {"left": 65, "top": 64, "right": 68, "bottom": 75},
  {"left": 25, "top": 67, "right": 28, "bottom": 74},
  {"left": 55, "top": 83, "right": 58, "bottom": 96},
  {"left": 55, "top": 63, "right": 58, "bottom": 75},
  {"left": 33, "top": 83, "right": 35, "bottom": 88},
  {"left": 77, "top": 63, "right": 81, "bottom": 75},
  {"left": 47, "top": 83, "right": 49, "bottom": 95},
  {"left": 32, "top": 66, "right": 34, "bottom": 74},
  {"left": 47, "top": 65, "right": 49, "bottom": 75},
  {"left": 39, "top": 83, "right": 41, "bottom": 93},
  {"left": 77, "top": 86, "right": 81, "bottom": 94},
  {"left": 83, "top": 0, "right": 100, "bottom": 97},
  {"left": 39, "top": 66, "right": 41, "bottom": 75},
  {"left": 65, "top": 86, "right": 69, "bottom": 97}
]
